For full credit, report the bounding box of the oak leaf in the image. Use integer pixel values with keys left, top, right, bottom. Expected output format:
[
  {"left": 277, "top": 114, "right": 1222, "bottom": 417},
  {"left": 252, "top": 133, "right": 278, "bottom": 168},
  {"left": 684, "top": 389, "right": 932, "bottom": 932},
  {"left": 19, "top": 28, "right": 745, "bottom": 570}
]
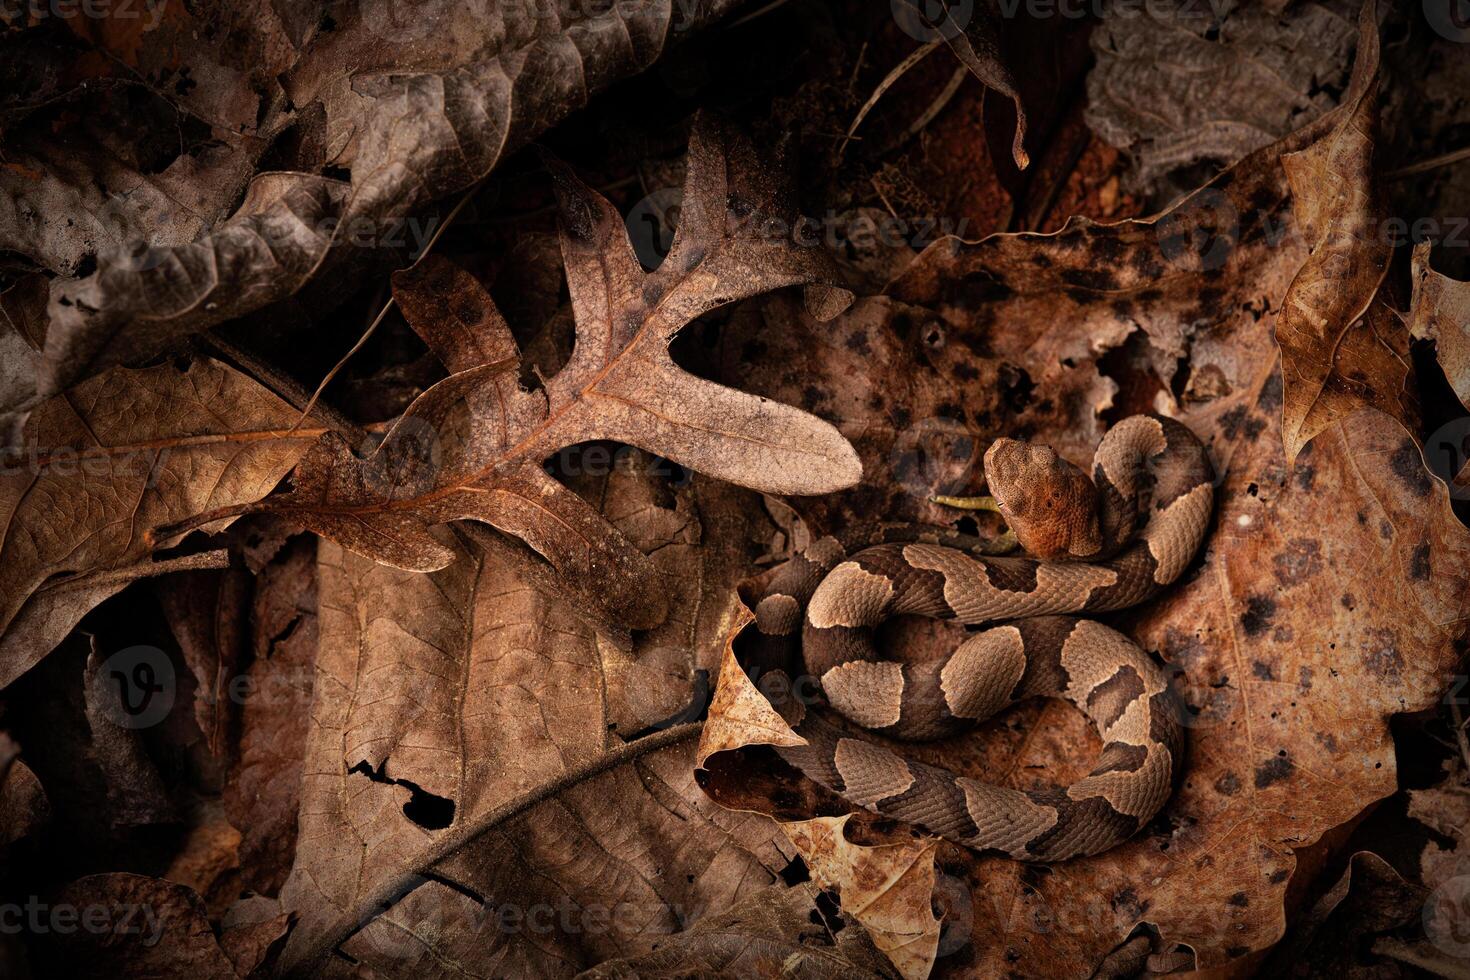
[{"left": 234, "top": 116, "right": 858, "bottom": 628}]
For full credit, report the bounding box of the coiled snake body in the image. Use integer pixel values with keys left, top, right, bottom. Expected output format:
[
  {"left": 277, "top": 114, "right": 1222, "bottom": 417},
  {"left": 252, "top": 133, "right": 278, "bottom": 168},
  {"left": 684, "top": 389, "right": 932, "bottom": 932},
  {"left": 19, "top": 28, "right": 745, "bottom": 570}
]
[{"left": 751, "top": 415, "right": 1214, "bottom": 861}]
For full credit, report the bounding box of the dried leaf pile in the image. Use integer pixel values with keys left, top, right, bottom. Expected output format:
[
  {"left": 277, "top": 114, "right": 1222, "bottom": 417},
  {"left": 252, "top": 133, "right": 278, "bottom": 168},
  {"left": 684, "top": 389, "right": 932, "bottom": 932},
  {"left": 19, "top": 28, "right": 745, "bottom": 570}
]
[{"left": 2, "top": 1, "right": 1469, "bottom": 978}]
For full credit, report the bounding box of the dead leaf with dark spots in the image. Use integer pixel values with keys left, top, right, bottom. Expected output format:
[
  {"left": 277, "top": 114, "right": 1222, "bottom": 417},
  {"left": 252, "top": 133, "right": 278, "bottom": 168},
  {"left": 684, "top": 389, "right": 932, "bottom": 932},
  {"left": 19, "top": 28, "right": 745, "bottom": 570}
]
[{"left": 701, "top": 7, "right": 1470, "bottom": 976}]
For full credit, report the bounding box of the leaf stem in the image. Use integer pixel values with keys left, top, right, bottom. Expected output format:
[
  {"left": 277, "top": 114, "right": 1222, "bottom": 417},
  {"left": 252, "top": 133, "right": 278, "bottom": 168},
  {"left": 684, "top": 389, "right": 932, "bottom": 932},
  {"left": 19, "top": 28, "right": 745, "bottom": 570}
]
[{"left": 277, "top": 722, "right": 702, "bottom": 978}]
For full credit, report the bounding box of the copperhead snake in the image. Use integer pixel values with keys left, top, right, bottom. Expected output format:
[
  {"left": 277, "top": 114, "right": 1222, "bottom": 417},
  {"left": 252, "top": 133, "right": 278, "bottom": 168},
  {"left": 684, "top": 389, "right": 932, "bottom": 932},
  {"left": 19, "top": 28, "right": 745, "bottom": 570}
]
[{"left": 750, "top": 414, "right": 1214, "bottom": 860}]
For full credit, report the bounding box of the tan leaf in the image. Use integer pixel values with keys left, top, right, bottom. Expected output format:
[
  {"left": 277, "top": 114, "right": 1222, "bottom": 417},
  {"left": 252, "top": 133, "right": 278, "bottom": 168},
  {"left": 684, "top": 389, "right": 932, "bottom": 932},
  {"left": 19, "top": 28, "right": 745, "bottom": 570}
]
[
  {"left": 232, "top": 116, "right": 857, "bottom": 629},
  {"left": 277, "top": 458, "right": 785, "bottom": 976},
  {"left": 0, "top": 356, "right": 315, "bottom": 688},
  {"left": 1275, "top": 19, "right": 1415, "bottom": 462},
  {"left": 1410, "top": 242, "right": 1470, "bottom": 413},
  {"left": 579, "top": 880, "right": 896, "bottom": 979},
  {"left": 782, "top": 815, "right": 941, "bottom": 980}
]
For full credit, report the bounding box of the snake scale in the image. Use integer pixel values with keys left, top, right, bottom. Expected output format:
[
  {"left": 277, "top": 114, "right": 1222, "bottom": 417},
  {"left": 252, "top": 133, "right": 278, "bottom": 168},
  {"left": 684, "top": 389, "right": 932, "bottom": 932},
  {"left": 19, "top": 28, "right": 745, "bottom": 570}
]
[{"left": 749, "top": 414, "right": 1214, "bottom": 860}]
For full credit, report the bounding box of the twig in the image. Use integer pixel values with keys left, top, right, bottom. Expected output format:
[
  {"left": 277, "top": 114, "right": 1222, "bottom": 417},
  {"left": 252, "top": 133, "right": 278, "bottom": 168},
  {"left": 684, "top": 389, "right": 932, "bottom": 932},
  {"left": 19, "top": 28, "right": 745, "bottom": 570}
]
[
  {"left": 836, "top": 41, "right": 942, "bottom": 163},
  {"left": 199, "top": 332, "right": 365, "bottom": 443},
  {"left": 1386, "top": 144, "right": 1470, "bottom": 180},
  {"left": 288, "top": 179, "right": 486, "bottom": 436},
  {"left": 878, "top": 65, "right": 968, "bottom": 157},
  {"left": 279, "top": 722, "right": 703, "bottom": 978},
  {"left": 725, "top": 0, "right": 791, "bottom": 29},
  {"left": 1450, "top": 697, "right": 1470, "bottom": 778}
]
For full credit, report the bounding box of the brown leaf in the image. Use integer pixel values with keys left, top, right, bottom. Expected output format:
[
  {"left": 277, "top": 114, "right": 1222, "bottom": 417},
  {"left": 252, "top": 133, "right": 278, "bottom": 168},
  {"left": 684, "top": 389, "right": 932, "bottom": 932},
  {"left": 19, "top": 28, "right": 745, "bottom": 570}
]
[
  {"left": 39, "top": 873, "right": 241, "bottom": 979},
  {"left": 781, "top": 816, "right": 942, "bottom": 980},
  {"left": 1263, "top": 851, "right": 1427, "bottom": 977},
  {"left": 0, "top": 356, "right": 314, "bottom": 688},
  {"left": 243, "top": 116, "right": 857, "bottom": 628},
  {"left": 1086, "top": 2, "right": 1356, "bottom": 189},
  {"left": 0, "top": 550, "right": 230, "bottom": 700},
  {"left": 1276, "top": 20, "right": 1416, "bottom": 462},
  {"left": 578, "top": 879, "right": 896, "bottom": 979},
  {"left": 154, "top": 568, "right": 252, "bottom": 760},
  {"left": 276, "top": 450, "right": 787, "bottom": 975},
  {"left": 0, "top": 750, "right": 47, "bottom": 851},
  {"left": 1410, "top": 242, "right": 1470, "bottom": 413},
  {"left": 33, "top": 1, "right": 745, "bottom": 395},
  {"left": 216, "top": 535, "right": 318, "bottom": 901},
  {"left": 714, "top": 289, "right": 1110, "bottom": 534}
]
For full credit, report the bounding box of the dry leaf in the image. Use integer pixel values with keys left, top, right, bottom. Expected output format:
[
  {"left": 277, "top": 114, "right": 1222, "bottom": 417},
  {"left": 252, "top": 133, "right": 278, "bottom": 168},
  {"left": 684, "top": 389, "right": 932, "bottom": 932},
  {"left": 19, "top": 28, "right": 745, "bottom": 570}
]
[
  {"left": 38, "top": 873, "right": 241, "bottom": 979},
  {"left": 0, "top": 356, "right": 314, "bottom": 688},
  {"left": 781, "top": 816, "right": 942, "bottom": 980},
  {"left": 1087, "top": 0, "right": 1356, "bottom": 189},
  {"left": 1275, "top": 20, "right": 1416, "bottom": 462},
  {"left": 230, "top": 116, "right": 857, "bottom": 628},
  {"left": 31, "top": 1, "right": 745, "bottom": 396},
  {"left": 1410, "top": 242, "right": 1470, "bottom": 413},
  {"left": 580, "top": 879, "right": 896, "bottom": 979}
]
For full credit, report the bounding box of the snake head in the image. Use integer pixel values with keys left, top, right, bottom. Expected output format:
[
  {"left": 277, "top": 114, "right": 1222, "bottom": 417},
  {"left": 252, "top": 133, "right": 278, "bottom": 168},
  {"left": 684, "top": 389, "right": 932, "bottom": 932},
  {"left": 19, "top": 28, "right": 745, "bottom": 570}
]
[{"left": 982, "top": 438, "right": 1103, "bottom": 560}]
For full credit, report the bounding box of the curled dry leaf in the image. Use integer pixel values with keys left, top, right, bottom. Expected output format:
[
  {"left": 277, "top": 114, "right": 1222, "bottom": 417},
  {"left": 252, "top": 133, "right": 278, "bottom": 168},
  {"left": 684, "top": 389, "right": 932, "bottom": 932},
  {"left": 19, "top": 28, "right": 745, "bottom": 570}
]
[
  {"left": 0, "top": 356, "right": 314, "bottom": 688},
  {"left": 218, "top": 116, "right": 857, "bottom": 629},
  {"left": 34, "top": 1, "right": 744, "bottom": 396},
  {"left": 1275, "top": 19, "right": 1417, "bottom": 462},
  {"left": 700, "top": 7, "right": 1470, "bottom": 975},
  {"left": 1409, "top": 242, "right": 1470, "bottom": 413}
]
